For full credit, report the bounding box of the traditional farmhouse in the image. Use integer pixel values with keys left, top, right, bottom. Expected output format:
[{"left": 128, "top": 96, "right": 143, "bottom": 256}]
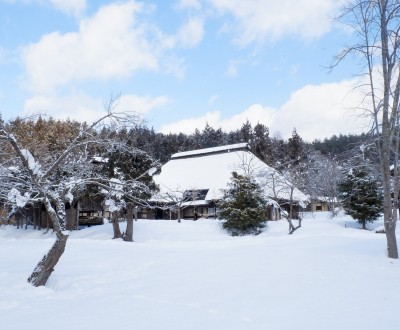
[{"left": 148, "top": 143, "right": 308, "bottom": 220}]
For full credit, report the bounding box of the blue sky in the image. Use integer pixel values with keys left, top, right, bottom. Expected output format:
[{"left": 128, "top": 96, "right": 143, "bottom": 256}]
[{"left": 0, "top": 0, "right": 368, "bottom": 141}]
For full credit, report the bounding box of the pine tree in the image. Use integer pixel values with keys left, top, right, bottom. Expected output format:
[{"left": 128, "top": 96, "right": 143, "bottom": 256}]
[
  {"left": 252, "top": 123, "right": 274, "bottom": 165},
  {"left": 218, "top": 172, "right": 267, "bottom": 236},
  {"left": 240, "top": 120, "right": 253, "bottom": 143},
  {"left": 338, "top": 166, "right": 383, "bottom": 229},
  {"left": 287, "top": 128, "right": 304, "bottom": 165},
  {"left": 201, "top": 123, "right": 217, "bottom": 148}
]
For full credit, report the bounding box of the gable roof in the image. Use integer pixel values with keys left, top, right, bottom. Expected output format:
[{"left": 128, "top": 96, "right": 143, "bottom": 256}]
[
  {"left": 153, "top": 144, "right": 308, "bottom": 204},
  {"left": 171, "top": 143, "right": 249, "bottom": 159}
]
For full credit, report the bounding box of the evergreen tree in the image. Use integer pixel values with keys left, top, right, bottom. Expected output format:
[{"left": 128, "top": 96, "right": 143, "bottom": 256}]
[
  {"left": 338, "top": 165, "right": 383, "bottom": 229},
  {"left": 240, "top": 120, "right": 253, "bottom": 143},
  {"left": 218, "top": 172, "right": 267, "bottom": 236},
  {"left": 191, "top": 128, "right": 202, "bottom": 149},
  {"left": 252, "top": 123, "right": 274, "bottom": 165},
  {"left": 227, "top": 129, "right": 242, "bottom": 144},
  {"left": 201, "top": 123, "right": 218, "bottom": 148},
  {"left": 312, "top": 133, "right": 369, "bottom": 158},
  {"left": 214, "top": 127, "right": 226, "bottom": 146},
  {"left": 287, "top": 128, "right": 304, "bottom": 165}
]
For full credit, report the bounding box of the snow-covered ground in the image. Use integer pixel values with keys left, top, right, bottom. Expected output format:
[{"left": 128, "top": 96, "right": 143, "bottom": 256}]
[{"left": 1, "top": 212, "right": 399, "bottom": 330}]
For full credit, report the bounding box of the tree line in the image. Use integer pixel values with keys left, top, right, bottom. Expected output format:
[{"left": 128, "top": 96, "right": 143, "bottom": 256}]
[
  {"left": 0, "top": 114, "right": 376, "bottom": 207},
  {"left": 0, "top": 109, "right": 385, "bottom": 287}
]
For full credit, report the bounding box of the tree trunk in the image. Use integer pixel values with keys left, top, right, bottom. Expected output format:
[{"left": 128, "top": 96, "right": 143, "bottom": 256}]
[
  {"left": 33, "top": 206, "right": 37, "bottom": 230},
  {"left": 288, "top": 219, "right": 301, "bottom": 235},
  {"left": 65, "top": 207, "right": 75, "bottom": 230},
  {"left": 27, "top": 232, "right": 68, "bottom": 287},
  {"left": 112, "top": 211, "right": 123, "bottom": 239},
  {"left": 45, "top": 211, "right": 50, "bottom": 233},
  {"left": 38, "top": 206, "right": 42, "bottom": 230},
  {"left": 76, "top": 200, "right": 80, "bottom": 230},
  {"left": 27, "top": 196, "right": 70, "bottom": 286},
  {"left": 123, "top": 205, "right": 134, "bottom": 242},
  {"left": 177, "top": 207, "right": 181, "bottom": 223},
  {"left": 382, "top": 172, "right": 398, "bottom": 257},
  {"left": 287, "top": 187, "right": 301, "bottom": 235},
  {"left": 380, "top": 0, "right": 398, "bottom": 258}
]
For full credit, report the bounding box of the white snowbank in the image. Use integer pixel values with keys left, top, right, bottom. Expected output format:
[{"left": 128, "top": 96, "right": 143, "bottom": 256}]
[{"left": 0, "top": 212, "right": 399, "bottom": 330}]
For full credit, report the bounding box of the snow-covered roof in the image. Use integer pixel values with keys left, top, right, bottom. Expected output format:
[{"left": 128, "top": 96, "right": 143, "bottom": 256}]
[
  {"left": 153, "top": 144, "right": 308, "bottom": 204},
  {"left": 171, "top": 143, "right": 249, "bottom": 159},
  {"left": 311, "top": 196, "right": 338, "bottom": 203},
  {"left": 181, "top": 200, "right": 210, "bottom": 207}
]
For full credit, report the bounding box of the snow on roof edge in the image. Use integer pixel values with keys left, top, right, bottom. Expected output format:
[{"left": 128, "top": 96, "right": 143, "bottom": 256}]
[{"left": 171, "top": 143, "right": 249, "bottom": 159}]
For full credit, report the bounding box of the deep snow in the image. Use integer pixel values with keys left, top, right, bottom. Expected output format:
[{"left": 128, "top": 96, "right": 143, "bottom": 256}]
[{"left": 1, "top": 212, "right": 399, "bottom": 330}]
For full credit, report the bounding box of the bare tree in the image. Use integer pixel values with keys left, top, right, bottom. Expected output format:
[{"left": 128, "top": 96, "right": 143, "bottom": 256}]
[
  {"left": 155, "top": 186, "right": 204, "bottom": 222},
  {"left": 232, "top": 150, "right": 264, "bottom": 177},
  {"left": 335, "top": 0, "right": 400, "bottom": 258},
  {"left": 263, "top": 168, "right": 307, "bottom": 234},
  {"left": 0, "top": 96, "right": 152, "bottom": 286},
  {"left": 305, "top": 151, "right": 343, "bottom": 217}
]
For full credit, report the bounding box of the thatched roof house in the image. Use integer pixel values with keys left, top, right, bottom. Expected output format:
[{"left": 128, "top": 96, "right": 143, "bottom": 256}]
[{"left": 149, "top": 143, "right": 308, "bottom": 220}]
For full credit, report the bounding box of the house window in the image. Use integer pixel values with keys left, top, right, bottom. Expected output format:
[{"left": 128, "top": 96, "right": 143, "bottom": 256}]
[{"left": 316, "top": 205, "right": 322, "bottom": 211}]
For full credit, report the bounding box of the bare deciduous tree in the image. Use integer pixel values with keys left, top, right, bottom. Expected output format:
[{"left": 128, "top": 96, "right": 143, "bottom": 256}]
[
  {"left": 155, "top": 186, "right": 204, "bottom": 222},
  {"left": 335, "top": 0, "right": 400, "bottom": 258},
  {"left": 0, "top": 96, "right": 155, "bottom": 286},
  {"left": 305, "top": 151, "right": 343, "bottom": 217}
]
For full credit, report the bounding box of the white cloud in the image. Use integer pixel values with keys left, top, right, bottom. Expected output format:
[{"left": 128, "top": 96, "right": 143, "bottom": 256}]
[
  {"left": 117, "top": 94, "right": 172, "bottom": 114},
  {"left": 21, "top": 1, "right": 159, "bottom": 93},
  {"left": 160, "top": 104, "right": 275, "bottom": 134},
  {"left": 21, "top": 1, "right": 204, "bottom": 92},
  {"left": 162, "top": 56, "right": 187, "bottom": 79},
  {"left": 226, "top": 58, "right": 245, "bottom": 77},
  {"left": 219, "top": 104, "right": 275, "bottom": 131},
  {"left": 159, "top": 77, "right": 370, "bottom": 141},
  {"left": 161, "top": 16, "right": 204, "bottom": 50},
  {"left": 23, "top": 93, "right": 171, "bottom": 124},
  {"left": 207, "top": 0, "right": 339, "bottom": 45},
  {"left": 47, "top": 0, "right": 86, "bottom": 16},
  {"left": 1, "top": 0, "right": 86, "bottom": 16},
  {"left": 160, "top": 111, "right": 221, "bottom": 134},
  {"left": 176, "top": 16, "right": 204, "bottom": 48},
  {"left": 23, "top": 93, "right": 104, "bottom": 123},
  {"left": 274, "top": 78, "right": 368, "bottom": 140}
]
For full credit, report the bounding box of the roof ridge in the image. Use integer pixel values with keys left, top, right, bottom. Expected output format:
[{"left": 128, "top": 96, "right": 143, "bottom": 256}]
[{"left": 171, "top": 143, "right": 249, "bottom": 159}]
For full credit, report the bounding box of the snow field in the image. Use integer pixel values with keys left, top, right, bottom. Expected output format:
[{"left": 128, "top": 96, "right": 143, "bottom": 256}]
[{"left": 0, "top": 212, "right": 399, "bottom": 330}]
